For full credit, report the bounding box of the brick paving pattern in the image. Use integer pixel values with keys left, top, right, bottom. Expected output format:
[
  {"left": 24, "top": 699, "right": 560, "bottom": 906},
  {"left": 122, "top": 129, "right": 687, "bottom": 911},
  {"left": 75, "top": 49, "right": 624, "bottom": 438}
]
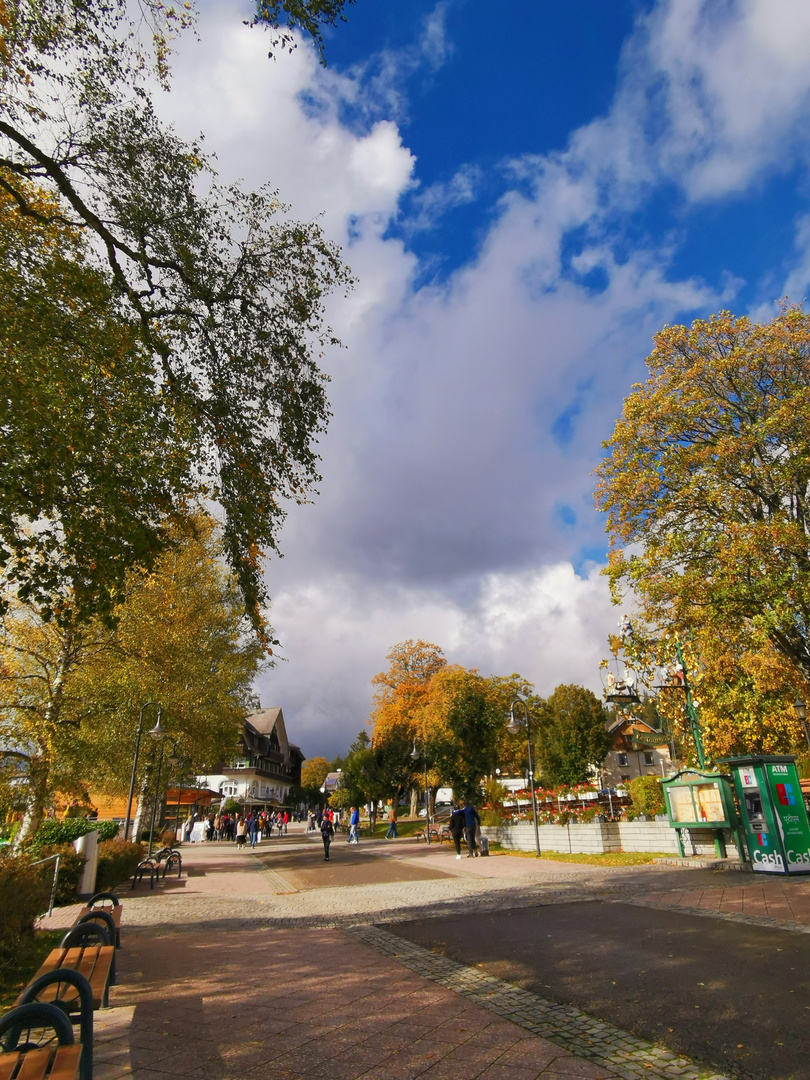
[{"left": 347, "top": 926, "right": 729, "bottom": 1080}]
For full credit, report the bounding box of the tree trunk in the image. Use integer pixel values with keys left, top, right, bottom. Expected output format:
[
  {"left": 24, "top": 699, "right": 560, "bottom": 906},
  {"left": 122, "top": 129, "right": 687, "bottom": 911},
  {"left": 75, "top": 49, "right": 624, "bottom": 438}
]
[
  {"left": 410, "top": 786, "right": 418, "bottom": 818},
  {"left": 14, "top": 627, "right": 75, "bottom": 851},
  {"left": 132, "top": 773, "right": 151, "bottom": 843},
  {"left": 13, "top": 752, "right": 50, "bottom": 851}
]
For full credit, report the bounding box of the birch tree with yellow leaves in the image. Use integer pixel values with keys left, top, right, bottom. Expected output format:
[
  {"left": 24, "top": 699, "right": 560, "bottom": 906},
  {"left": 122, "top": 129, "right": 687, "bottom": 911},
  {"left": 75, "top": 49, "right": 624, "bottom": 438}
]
[{"left": 596, "top": 307, "right": 810, "bottom": 757}]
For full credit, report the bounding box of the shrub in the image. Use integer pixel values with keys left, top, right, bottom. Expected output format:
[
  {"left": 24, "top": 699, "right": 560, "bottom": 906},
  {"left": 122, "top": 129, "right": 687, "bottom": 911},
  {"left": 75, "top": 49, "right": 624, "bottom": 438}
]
[
  {"left": 480, "top": 809, "right": 503, "bottom": 827},
  {"left": 0, "top": 855, "right": 50, "bottom": 976},
  {"left": 96, "top": 820, "right": 120, "bottom": 841},
  {"left": 96, "top": 839, "right": 144, "bottom": 891},
  {"left": 34, "top": 845, "right": 85, "bottom": 905},
  {"left": 29, "top": 819, "right": 98, "bottom": 852},
  {"left": 160, "top": 828, "right": 176, "bottom": 846},
  {"left": 628, "top": 775, "right": 665, "bottom": 817}
]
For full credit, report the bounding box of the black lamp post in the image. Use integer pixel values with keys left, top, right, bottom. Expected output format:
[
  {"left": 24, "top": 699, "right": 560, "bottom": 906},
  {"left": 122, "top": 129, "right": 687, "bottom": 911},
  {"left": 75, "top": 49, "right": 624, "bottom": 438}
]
[
  {"left": 794, "top": 697, "right": 810, "bottom": 750},
  {"left": 410, "top": 740, "right": 431, "bottom": 844},
  {"left": 145, "top": 723, "right": 170, "bottom": 856},
  {"left": 507, "top": 696, "right": 541, "bottom": 857},
  {"left": 124, "top": 703, "right": 163, "bottom": 842}
]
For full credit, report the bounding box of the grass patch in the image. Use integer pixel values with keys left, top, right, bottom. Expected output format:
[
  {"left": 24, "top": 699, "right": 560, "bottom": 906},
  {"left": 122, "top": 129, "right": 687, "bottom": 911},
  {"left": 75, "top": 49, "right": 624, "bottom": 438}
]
[
  {"left": 488, "top": 844, "right": 669, "bottom": 866},
  {"left": 0, "top": 929, "right": 63, "bottom": 1011},
  {"left": 367, "top": 819, "right": 431, "bottom": 840}
]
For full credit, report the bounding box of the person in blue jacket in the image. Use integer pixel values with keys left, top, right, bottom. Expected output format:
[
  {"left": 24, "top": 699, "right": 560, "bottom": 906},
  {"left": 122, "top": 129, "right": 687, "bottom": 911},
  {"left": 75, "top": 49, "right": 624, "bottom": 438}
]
[
  {"left": 348, "top": 806, "right": 360, "bottom": 844},
  {"left": 463, "top": 799, "right": 481, "bottom": 857}
]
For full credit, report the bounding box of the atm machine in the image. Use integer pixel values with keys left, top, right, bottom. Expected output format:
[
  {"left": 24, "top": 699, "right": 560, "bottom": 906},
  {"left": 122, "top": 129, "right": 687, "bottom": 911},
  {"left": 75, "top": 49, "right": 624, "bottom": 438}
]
[{"left": 722, "top": 755, "right": 810, "bottom": 875}]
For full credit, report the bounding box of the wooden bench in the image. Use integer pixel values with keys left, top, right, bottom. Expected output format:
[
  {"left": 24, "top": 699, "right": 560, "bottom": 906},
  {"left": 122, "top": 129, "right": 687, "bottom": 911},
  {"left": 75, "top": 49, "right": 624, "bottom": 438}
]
[
  {"left": 17, "top": 947, "right": 115, "bottom": 1011},
  {"left": 0, "top": 1044, "right": 81, "bottom": 1080},
  {"left": 76, "top": 905, "right": 121, "bottom": 948}
]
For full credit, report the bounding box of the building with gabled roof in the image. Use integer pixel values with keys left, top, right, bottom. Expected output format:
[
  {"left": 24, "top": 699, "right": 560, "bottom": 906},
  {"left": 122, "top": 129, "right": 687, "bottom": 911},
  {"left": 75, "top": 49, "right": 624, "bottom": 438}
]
[
  {"left": 599, "top": 714, "right": 673, "bottom": 787},
  {"left": 198, "top": 706, "right": 305, "bottom": 808}
]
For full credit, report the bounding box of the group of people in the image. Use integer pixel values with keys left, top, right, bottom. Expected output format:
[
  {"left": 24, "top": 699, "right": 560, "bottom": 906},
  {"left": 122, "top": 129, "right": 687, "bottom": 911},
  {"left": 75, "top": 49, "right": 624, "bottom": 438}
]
[
  {"left": 184, "top": 809, "right": 293, "bottom": 846},
  {"left": 448, "top": 800, "right": 482, "bottom": 858}
]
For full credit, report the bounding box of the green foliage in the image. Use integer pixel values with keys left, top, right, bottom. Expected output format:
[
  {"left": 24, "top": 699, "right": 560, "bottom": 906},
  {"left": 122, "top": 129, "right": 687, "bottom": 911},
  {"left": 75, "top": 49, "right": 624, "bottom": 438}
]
[
  {"left": 480, "top": 808, "right": 503, "bottom": 827},
  {"left": 29, "top": 819, "right": 97, "bottom": 852},
  {"left": 628, "top": 776, "right": 665, "bottom": 817},
  {"left": 96, "top": 839, "right": 143, "bottom": 889},
  {"left": 222, "top": 799, "right": 241, "bottom": 814},
  {"left": 0, "top": 0, "right": 353, "bottom": 640},
  {"left": 482, "top": 776, "right": 508, "bottom": 808},
  {"left": 34, "top": 845, "right": 84, "bottom": 905},
  {"left": 0, "top": 855, "right": 50, "bottom": 977},
  {"left": 536, "top": 685, "right": 611, "bottom": 787},
  {"left": 96, "top": 821, "right": 120, "bottom": 840}
]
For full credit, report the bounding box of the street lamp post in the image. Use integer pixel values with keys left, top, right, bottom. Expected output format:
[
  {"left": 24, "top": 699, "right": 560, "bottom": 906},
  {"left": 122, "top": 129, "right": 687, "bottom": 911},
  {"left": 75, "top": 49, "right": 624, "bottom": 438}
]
[
  {"left": 410, "top": 741, "right": 431, "bottom": 844},
  {"left": 794, "top": 697, "right": 810, "bottom": 750},
  {"left": 507, "top": 696, "right": 541, "bottom": 858},
  {"left": 124, "top": 702, "right": 163, "bottom": 842}
]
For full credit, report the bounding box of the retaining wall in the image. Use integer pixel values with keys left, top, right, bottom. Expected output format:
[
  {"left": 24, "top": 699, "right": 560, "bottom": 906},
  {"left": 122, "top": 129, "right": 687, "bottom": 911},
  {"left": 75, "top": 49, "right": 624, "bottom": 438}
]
[{"left": 481, "top": 819, "right": 742, "bottom": 860}]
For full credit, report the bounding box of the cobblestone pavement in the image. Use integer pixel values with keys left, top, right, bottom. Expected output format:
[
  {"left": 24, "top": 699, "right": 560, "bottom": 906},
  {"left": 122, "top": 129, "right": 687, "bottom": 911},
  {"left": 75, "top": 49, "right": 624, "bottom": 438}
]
[{"left": 38, "top": 831, "right": 810, "bottom": 1080}]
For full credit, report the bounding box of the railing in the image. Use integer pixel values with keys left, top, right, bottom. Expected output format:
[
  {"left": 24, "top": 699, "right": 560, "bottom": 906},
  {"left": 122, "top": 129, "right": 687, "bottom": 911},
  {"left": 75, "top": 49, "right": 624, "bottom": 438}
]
[{"left": 30, "top": 852, "right": 61, "bottom": 917}]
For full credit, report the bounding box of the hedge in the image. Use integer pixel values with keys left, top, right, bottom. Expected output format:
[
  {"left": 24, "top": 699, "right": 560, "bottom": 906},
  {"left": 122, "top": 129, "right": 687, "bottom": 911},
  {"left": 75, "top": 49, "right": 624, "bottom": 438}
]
[
  {"left": 628, "top": 775, "right": 665, "bottom": 817},
  {"left": 0, "top": 855, "right": 50, "bottom": 977},
  {"left": 29, "top": 818, "right": 119, "bottom": 852},
  {"left": 96, "top": 840, "right": 143, "bottom": 891},
  {"left": 33, "top": 845, "right": 85, "bottom": 906}
]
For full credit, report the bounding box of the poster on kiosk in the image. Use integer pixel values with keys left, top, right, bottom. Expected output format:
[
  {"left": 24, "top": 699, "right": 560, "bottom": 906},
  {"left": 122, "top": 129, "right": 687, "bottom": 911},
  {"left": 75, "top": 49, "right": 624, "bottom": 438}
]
[{"left": 724, "top": 756, "right": 810, "bottom": 874}]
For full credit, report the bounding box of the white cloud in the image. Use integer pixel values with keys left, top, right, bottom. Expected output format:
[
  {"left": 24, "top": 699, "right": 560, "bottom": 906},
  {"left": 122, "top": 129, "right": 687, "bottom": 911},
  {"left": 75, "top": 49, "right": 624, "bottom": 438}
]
[
  {"left": 259, "top": 562, "right": 616, "bottom": 756},
  {"left": 153, "top": 0, "right": 810, "bottom": 755}
]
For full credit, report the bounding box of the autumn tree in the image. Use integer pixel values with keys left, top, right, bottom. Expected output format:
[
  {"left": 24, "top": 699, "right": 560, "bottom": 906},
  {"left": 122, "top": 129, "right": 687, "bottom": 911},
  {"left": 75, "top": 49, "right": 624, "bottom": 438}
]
[
  {"left": 1, "top": 515, "right": 266, "bottom": 846},
  {"left": 596, "top": 308, "right": 810, "bottom": 752},
  {"left": 536, "top": 685, "right": 611, "bottom": 787},
  {"left": 368, "top": 641, "right": 447, "bottom": 807},
  {"left": 300, "top": 756, "right": 331, "bottom": 804},
  {"left": 417, "top": 666, "right": 502, "bottom": 802},
  {"left": 487, "top": 673, "right": 544, "bottom": 778},
  {"left": 0, "top": 0, "right": 352, "bottom": 639}
]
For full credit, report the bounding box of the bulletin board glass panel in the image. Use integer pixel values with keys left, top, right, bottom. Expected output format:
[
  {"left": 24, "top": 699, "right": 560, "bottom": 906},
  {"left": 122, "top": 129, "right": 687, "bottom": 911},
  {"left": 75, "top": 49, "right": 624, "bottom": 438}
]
[
  {"left": 667, "top": 785, "right": 698, "bottom": 823},
  {"left": 695, "top": 783, "right": 724, "bottom": 822}
]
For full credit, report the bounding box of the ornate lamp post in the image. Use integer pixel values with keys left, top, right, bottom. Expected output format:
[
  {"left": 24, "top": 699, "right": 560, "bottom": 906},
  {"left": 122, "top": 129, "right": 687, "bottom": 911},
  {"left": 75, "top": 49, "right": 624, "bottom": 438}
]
[
  {"left": 506, "top": 696, "right": 541, "bottom": 857},
  {"left": 124, "top": 702, "right": 163, "bottom": 842},
  {"left": 410, "top": 741, "right": 431, "bottom": 844}
]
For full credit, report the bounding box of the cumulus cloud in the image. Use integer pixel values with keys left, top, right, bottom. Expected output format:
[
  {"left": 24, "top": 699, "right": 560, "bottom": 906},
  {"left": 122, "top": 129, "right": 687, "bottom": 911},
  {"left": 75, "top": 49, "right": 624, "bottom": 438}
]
[
  {"left": 155, "top": 1, "right": 810, "bottom": 754},
  {"left": 260, "top": 562, "right": 617, "bottom": 757}
]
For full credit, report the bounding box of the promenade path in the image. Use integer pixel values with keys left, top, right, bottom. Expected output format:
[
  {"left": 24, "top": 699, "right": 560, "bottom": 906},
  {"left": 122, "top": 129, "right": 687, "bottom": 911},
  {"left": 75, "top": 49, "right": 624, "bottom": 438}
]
[{"left": 38, "top": 827, "right": 810, "bottom": 1080}]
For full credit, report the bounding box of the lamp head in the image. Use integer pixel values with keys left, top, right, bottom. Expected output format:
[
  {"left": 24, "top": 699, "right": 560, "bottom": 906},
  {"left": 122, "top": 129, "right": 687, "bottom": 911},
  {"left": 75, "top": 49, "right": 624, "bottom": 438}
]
[
  {"left": 795, "top": 696, "right": 808, "bottom": 723},
  {"left": 506, "top": 706, "right": 521, "bottom": 736},
  {"left": 167, "top": 742, "right": 180, "bottom": 766},
  {"left": 410, "top": 740, "right": 419, "bottom": 761},
  {"left": 148, "top": 710, "right": 166, "bottom": 741}
]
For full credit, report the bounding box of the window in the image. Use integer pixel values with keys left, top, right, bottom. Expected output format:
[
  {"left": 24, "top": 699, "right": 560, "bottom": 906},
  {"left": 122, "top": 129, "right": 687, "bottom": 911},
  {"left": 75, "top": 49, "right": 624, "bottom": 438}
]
[
  {"left": 616, "top": 753, "right": 629, "bottom": 766},
  {"left": 643, "top": 751, "right": 655, "bottom": 767}
]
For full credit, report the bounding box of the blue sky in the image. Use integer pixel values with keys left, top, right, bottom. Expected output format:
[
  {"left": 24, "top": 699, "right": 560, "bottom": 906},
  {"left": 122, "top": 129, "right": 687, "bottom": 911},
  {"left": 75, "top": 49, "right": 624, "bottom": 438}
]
[{"left": 162, "top": 0, "right": 810, "bottom": 755}]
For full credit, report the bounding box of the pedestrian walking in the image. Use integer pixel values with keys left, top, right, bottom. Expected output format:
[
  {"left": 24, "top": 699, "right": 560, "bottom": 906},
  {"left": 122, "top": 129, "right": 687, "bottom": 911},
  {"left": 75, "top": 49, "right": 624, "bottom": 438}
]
[
  {"left": 463, "top": 799, "right": 481, "bottom": 857},
  {"left": 248, "top": 813, "right": 260, "bottom": 849},
  {"left": 235, "top": 815, "right": 247, "bottom": 849},
  {"left": 448, "top": 803, "right": 466, "bottom": 859},
  {"left": 385, "top": 804, "right": 397, "bottom": 840},
  {"left": 321, "top": 812, "right": 334, "bottom": 861},
  {"left": 348, "top": 806, "right": 360, "bottom": 844}
]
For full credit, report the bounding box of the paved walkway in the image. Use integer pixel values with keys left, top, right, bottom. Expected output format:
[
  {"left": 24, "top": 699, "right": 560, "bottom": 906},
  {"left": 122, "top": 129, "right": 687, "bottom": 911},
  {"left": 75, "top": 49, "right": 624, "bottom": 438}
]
[{"left": 38, "top": 829, "right": 810, "bottom": 1080}]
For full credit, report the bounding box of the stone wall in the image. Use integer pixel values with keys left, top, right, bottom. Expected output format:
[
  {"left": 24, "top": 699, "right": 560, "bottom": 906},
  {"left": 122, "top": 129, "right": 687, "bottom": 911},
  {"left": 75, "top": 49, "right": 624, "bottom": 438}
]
[{"left": 481, "top": 819, "right": 743, "bottom": 860}]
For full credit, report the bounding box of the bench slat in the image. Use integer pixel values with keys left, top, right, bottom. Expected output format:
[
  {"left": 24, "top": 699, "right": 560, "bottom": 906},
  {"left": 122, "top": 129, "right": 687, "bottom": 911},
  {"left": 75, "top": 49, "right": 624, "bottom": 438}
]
[
  {"left": 45, "top": 1045, "right": 82, "bottom": 1080},
  {"left": 0, "top": 1056, "right": 18, "bottom": 1080}
]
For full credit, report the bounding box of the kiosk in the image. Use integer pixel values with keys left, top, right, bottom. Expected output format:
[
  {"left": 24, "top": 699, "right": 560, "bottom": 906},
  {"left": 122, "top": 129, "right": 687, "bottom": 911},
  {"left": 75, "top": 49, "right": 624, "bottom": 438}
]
[
  {"left": 661, "top": 769, "right": 743, "bottom": 860},
  {"left": 722, "top": 755, "right": 810, "bottom": 875}
]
